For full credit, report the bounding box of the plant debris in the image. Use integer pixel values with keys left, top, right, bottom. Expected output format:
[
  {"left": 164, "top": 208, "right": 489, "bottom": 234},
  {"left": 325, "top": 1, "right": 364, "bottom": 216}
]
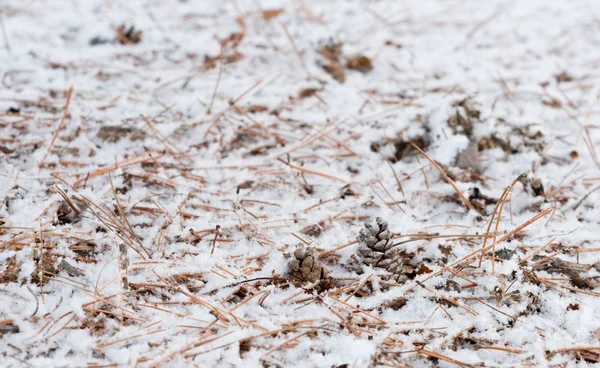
[
  {"left": 346, "top": 55, "right": 373, "bottom": 73},
  {"left": 2, "top": 1, "right": 600, "bottom": 367},
  {"left": 357, "top": 218, "right": 415, "bottom": 284},
  {"left": 114, "top": 24, "right": 142, "bottom": 45},
  {"left": 288, "top": 247, "right": 330, "bottom": 286},
  {"left": 318, "top": 39, "right": 346, "bottom": 83},
  {"left": 447, "top": 98, "right": 481, "bottom": 137},
  {"left": 261, "top": 9, "right": 284, "bottom": 22},
  {"left": 96, "top": 125, "right": 146, "bottom": 142}
]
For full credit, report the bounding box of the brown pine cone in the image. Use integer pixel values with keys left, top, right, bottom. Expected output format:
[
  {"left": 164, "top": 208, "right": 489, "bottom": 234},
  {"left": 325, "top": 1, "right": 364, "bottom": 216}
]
[
  {"left": 357, "top": 218, "right": 414, "bottom": 283},
  {"left": 288, "top": 247, "right": 329, "bottom": 284}
]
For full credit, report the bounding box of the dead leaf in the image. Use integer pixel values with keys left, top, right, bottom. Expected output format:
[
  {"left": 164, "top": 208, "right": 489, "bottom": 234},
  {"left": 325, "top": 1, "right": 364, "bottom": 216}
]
[
  {"left": 298, "top": 88, "right": 321, "bottom": 99},
  {"left": 97, "top": 126, "right": 146, "bottom": 143},
  {"left": 416, "top": 263, "right": 432, "bottom": 275},
  {"left": 0, "top": 145, "right": 13, "bottom": 154},
  {"left": 239, "top": 340, "right": 252, "bottom": 356},
  {"left": 114, "top": 25, "right": 142, "bottom": 45},
  {"left": 346, "top": 55, "right": 373, "bottom": 73},
  {"left": 438, "top": 244, "right": 452, "bottom": 256},
  {"left": 542, "top": 98, "right": 562, "bottom": 108},
  {"left": 219, "top": 33, "right": 244, "bottom": 49},
  {"left": 262, "top": 9, "right": 284, "bottom": 22},
  {"left": 320, "top": 42, "right": 343, "bottom": 62},
  {"left": 235, "top": 16, "right": 246, "bottom": 32},
  {"left": 0, "top": 321, "right": 19, "bottom": 336},
  {"left": 318, "top": 40, "right": 345, "bottom": 83},
  {"left": 322, "top": 62, "right": 345, "bottom": 83},
  {"left": 555, "top": 71, "right": 574, "bottom": 83},
  {"left": 244, "top": 105, "right": 269, "bottom": 113},
  {"left": 384, "top": 297, "right": 408, "bottom": 310},
  {"left": 0, "top": 257, "right": 21, "bottom": 284}
]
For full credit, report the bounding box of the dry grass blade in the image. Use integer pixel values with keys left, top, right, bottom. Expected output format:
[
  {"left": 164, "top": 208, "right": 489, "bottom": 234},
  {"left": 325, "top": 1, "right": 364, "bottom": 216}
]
[
  {"left": 477, "top": 173, "right": 526, "bottom": 270},
  {"left": 411, "top": 143, "right": 475, "bottom": 211},
  {"left": 405, "top": 208, "right": 552, "bottom": 292}
]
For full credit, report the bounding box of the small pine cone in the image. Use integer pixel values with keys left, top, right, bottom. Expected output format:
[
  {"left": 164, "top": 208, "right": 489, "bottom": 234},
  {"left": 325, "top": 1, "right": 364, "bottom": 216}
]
[
  {"left": 288, "top": 247, "right": 329, "bottom": 284},
  {"left": 357, "top": 218, "right": 412, "bottom": 283},
  {"left": 357, "top": 217, "right": 394, "bottom": 265}
]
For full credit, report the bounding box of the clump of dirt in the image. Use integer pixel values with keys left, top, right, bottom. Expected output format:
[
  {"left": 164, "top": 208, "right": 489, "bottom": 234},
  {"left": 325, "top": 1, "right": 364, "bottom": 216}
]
[
  {"left": 226, "top": 286, "right": 248, "bottom": 304},
  {"left": 371, "top": 133, "right": 430, "bottom": 163},
  {"left": 467, "top": 187, "right": 498, "bottom": 212},
  {"left": 0, "top": 257, "right": 22, "bottom": 284},
  {"left": 97, "top": 125, "right": 146, "bottom": 143},
  {"left": 317, "top": 40, "right": 375, "bottom": 82},
  {"left": 392, "top": 135, "right": 429, "bottom": 163},
  {"left": 31, "top": 252, "right": 57, "bottom": 286},
  {"left": 477, "top": 135, "right": 511, "bottom": 152},
  {"left": 0, "top": 321, "right": 19, "bottom": 336},
  {"left": 57, "top": 259, "right": 85, "bottom": 277},
  {"left": 56, "top": 201, "right": 81, "bottom": 225},
  {"left": 90, "top": 24, "right": 143, "bottom": 46},
  {"left": 447, "top": 98, "right": 481, "bottom": 137},
  {"left": 555, "top": 71, "right": 574, "bottom": 83},
  {"left": 478, "top": 123, "right": 545, "bottom": 156},
  {"left": 204, "top": 32, "right": 245, "bottom": 69},
  {"left": 383, "top": 297, "right": 408, "bottom": 310},
  {"left": 69, "top": 240, "right": 97, "bottom": 257},
  {"left": 370, "top": 114, "right": 431, "bottom": 163},
  {"left": 301, "top": 223, "right": 324, "bottom": 238}
]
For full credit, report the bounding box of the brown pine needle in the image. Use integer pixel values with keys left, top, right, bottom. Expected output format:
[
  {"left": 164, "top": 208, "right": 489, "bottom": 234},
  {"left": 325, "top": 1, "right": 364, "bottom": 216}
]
[{"left": 39, "top": 86, "right": 73, "bottom": 166}]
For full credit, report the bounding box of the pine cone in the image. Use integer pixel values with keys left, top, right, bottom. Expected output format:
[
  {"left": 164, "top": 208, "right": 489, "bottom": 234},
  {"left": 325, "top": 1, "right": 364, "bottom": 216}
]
[
  {"left": 288, "top": 247, "right": 329, "bottom": 284},
  {"left": 357, "top": 218, "right": 414, "bottom": 283}
]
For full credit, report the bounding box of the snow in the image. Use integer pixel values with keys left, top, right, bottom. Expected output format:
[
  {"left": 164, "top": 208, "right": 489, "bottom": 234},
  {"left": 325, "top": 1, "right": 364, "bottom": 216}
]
[{"left": 1, "top": 0, "right": 600, "bottom": 366}]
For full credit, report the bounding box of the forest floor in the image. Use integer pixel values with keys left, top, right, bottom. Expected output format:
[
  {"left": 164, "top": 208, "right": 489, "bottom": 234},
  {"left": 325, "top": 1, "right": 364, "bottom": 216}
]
[{"left": 1, "top": 0, "right": 600, "bottom": 367}]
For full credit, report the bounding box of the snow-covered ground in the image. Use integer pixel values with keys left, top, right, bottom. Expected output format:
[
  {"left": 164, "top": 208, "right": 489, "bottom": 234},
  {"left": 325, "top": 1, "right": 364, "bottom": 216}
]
[{"left": 1, "top": 0, "right": 600, "bottom": 366}]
